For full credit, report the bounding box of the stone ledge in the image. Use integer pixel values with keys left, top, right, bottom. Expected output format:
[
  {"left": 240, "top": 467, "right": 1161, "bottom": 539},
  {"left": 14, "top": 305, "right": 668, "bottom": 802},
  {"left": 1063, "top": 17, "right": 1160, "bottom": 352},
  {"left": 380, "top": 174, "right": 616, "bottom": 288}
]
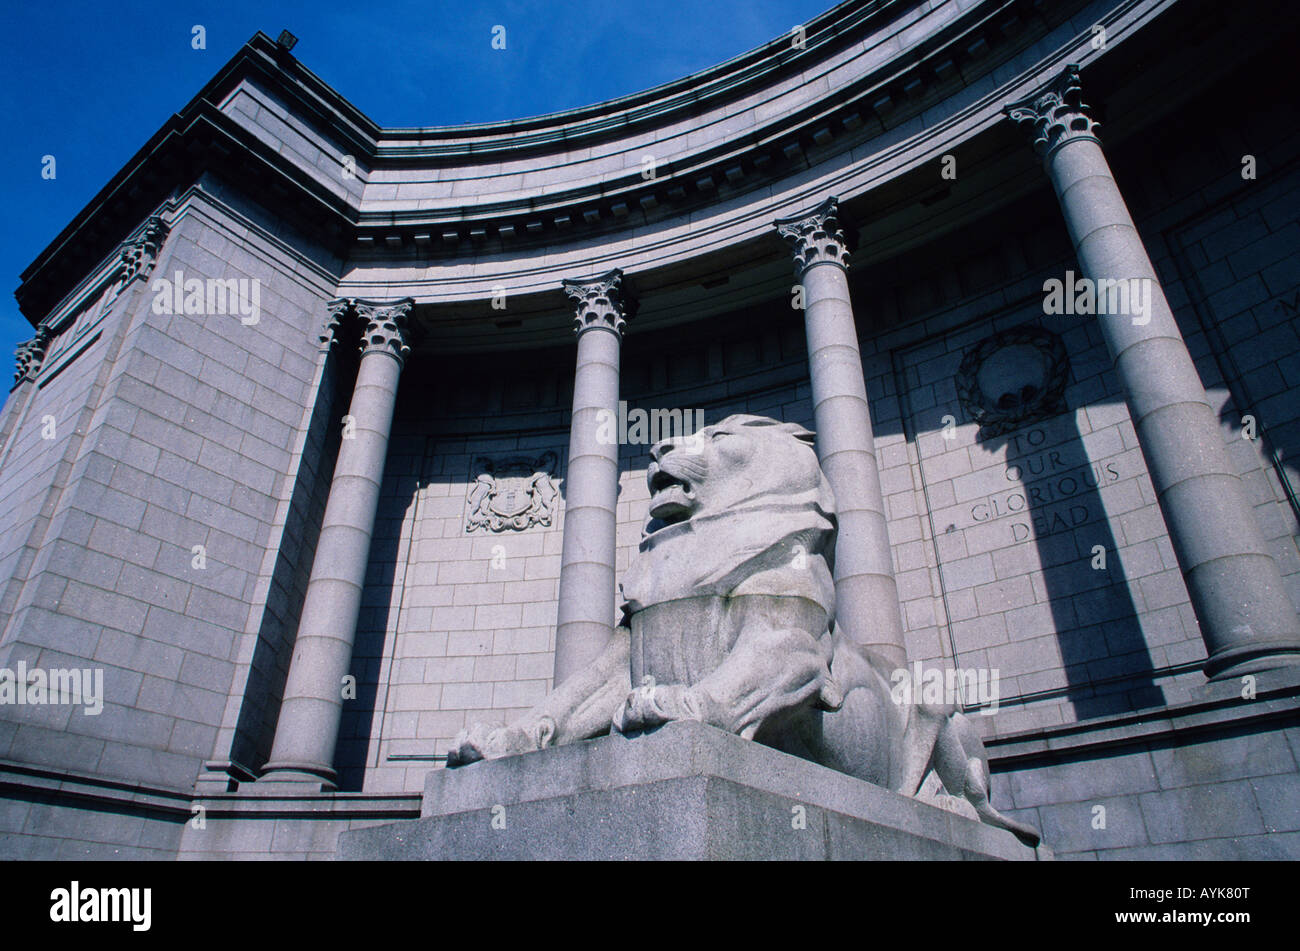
[
  {"left": 0, "top": 759, "right": 423, "bottom": 823},
  {"left": 988, "top": 665, "right": 1300, "bottom": 764},
  {"left": 192, "top": 793, "right": 421, "bottom": 819},
  {"left": 0, "top": 759, "right": 193, "bottom": 816},
  {"left": 338, "top": 721, "right": 1048, "bottom": 860}
]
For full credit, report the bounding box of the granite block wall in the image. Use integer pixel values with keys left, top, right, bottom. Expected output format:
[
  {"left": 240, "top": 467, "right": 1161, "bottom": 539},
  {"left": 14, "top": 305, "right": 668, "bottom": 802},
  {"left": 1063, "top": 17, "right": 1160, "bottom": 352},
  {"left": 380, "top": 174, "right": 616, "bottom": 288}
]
[
  {"left": 0, "top": 181, "right": 343, "bottom": 857},
  {"left": 0, "top": 796, "right": 187, "bottom": 861},
  {"left": 177, "top": 797, "right": 417, "bottom": 860},
  {"left": 0, "top": 278, "right": 118, "bottom": 642},
  {"left": 886, "top": 300, "right": 1206, "bottom": 731},
  {"left": 1164, "top": 165, "right": 1300, "bottom": 610},
  {"left": 989, "top": 699, "right": 1300, "bottom": 860}
]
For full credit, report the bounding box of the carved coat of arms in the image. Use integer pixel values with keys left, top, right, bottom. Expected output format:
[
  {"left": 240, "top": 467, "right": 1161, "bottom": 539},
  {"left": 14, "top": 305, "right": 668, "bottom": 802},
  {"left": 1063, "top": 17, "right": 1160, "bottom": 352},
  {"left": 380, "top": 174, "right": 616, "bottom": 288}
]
[{"left": 465, "top": 452, "right": 560, "bottom": 533}]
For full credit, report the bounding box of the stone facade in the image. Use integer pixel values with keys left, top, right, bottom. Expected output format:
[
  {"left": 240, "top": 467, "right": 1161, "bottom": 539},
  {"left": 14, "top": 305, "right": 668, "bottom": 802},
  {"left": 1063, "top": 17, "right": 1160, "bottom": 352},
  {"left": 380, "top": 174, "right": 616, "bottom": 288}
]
[{"left": 1, "top": 0, "right": 1298, "bottom": 860}]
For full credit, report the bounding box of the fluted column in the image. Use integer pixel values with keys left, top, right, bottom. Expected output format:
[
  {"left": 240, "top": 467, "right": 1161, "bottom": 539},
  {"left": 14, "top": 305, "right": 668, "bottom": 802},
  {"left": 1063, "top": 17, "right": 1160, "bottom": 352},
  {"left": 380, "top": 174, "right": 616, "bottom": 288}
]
[
  {"left": 553, "top": 270, "right": 633, "bottom": 685},
  {"left": 260, "top": 297, "right": 413, "bottom": 788},
  {"left": 775, "top": 199, "right": 907, "bottom": 670},
  {"left": 1006, "top": 65, "right": 1300, "bottom": 679}
]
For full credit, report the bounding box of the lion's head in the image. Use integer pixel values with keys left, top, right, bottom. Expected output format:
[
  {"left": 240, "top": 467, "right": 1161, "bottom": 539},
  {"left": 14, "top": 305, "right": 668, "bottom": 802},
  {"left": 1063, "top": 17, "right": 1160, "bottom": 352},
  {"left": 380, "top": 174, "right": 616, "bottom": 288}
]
[
  {"left": 621, "top": 414, "right": 838, "bottom": 614},
  {"left": 645, "top": 414, "right": 834, "bottom": 531}
]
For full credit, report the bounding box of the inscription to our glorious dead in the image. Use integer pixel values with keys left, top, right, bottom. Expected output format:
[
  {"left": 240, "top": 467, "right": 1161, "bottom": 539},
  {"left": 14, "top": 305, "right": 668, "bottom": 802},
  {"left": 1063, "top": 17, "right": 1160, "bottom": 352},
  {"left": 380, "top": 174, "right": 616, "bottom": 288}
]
[
  {"left": 965, "top": 425, "right": 1122, "bottom": 541},
  {"left": 905, "top": 321, "right": 1148, "bottom": 587}
]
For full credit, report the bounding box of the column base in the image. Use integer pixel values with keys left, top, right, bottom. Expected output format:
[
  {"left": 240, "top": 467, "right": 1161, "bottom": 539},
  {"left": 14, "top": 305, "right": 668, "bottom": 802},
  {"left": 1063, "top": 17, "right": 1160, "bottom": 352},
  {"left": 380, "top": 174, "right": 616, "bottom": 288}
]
[
  {"left": 252, "top": 762, "right": 339, "bottom": 794},
  {"left": 1205, "top": 641, "right": 1300, "bottom": 681}
]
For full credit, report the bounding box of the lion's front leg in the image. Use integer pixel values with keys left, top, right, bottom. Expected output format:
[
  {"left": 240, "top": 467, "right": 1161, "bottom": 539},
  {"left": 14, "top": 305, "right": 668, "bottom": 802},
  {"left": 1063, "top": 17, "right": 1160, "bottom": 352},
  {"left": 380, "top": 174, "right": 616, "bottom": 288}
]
[
  {"left": 613, "top": 614, "right": 835, "bottom": 739},
  {"left": 447, "top": 628, "right": 631, "bottom": 766}
]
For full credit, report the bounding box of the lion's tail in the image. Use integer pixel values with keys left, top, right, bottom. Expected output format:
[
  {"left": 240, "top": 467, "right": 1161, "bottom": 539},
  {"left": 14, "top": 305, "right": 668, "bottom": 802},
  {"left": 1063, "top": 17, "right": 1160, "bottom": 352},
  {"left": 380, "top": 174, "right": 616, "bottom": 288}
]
[{"left": 931, "top": 711, "right": 1042, "bottom": 848}]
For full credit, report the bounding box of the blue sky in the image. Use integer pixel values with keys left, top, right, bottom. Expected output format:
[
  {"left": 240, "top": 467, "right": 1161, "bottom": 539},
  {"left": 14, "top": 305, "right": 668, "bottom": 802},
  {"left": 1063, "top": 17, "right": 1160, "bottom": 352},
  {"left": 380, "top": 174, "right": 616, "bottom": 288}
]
[{"left": 0, "top": 0, "right": 832, "bottom": 363}]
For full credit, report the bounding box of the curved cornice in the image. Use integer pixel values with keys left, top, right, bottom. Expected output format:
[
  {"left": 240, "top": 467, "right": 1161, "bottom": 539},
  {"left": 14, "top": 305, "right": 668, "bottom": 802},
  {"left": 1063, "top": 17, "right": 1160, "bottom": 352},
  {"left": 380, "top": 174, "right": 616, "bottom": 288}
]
[
  {"left": 338, "top": 0, "right": 1177, "bottom": 299},
  {"left": 13, "top": 0, "right": 1254, "bottom": 329},
  {"left": 369, "top": 0, "right": 905, "bottom": 155},
  {"left": 351, "top": 0, "right": 1088, "bottom": 245},
  {"left": 15, "top": 0, "right": 1074, "bottom": 320}
]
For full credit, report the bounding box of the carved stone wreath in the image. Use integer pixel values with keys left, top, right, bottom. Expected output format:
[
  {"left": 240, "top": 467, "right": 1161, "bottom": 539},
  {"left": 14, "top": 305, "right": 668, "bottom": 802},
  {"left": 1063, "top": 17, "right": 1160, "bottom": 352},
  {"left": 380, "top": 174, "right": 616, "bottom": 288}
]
[
  {"left": 955, "top": 325, "right": 1070, "bottom": 439},
  {"left": 465, "top": 452, "right": 560, "bottom": 533}
]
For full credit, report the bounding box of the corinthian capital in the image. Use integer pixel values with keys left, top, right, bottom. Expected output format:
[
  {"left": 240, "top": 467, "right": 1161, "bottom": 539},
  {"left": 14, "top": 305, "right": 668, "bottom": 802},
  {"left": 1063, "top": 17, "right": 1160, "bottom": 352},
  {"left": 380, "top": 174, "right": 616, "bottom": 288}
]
[
  {"left": 774, "top": 197, "right": 851, "bottom": 275},
  {"left": 562, "top": 268, "right": 634, "bottom": 337},
  {"left": 1003, "top": 64, "right": 1101, "bottom": 158},
  {"left": 323, "top": 297, "right": 415, "bottom": 364},
  {"left": 357, "top": 299, "right": 414, "bottom": 363},
  {"left": 13, "top": 324, "right": 54, "bottom": 388},
  {"left": 321, "top": 298, "right": 357, "bottom": 349}
]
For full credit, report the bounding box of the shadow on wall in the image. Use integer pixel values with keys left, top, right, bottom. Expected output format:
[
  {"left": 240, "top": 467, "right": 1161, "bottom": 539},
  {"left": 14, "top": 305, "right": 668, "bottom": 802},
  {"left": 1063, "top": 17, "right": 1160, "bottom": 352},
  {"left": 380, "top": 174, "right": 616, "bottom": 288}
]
[
  {"left": 335, "top": 437, "right": 425, "bottom": 792},
  {"left": 902, "top": 311, "right": 1175, "bottom": 723},
  {"left": 973, "top": 412, "right": 1159, "bottom": 719},
  {"left": 228, "top": 340, "right": 358, "bottom": 779}
]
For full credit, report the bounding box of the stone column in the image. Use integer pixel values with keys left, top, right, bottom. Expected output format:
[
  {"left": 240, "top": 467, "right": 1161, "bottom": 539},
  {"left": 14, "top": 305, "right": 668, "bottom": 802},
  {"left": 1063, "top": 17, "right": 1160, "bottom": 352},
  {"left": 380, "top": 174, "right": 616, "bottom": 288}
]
[
  {"left": 1006, "top": 65, "right": 1300, "bottom": 679},
  {"left": 775, "top": 199, "right": 908, "bottom": 670},
  {"left": 259, "top": 297, "right": 414, "bottom": 788},
  {"left": 552, "top": 270, "right": 633, "bottom": 685}
]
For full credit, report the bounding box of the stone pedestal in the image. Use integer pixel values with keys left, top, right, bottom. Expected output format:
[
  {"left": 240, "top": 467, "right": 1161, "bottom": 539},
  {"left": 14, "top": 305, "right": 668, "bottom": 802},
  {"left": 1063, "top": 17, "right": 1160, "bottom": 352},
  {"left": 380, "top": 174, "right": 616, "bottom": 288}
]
[{"left": 337, "top": 721, "right": 1048, "bottom": 860}]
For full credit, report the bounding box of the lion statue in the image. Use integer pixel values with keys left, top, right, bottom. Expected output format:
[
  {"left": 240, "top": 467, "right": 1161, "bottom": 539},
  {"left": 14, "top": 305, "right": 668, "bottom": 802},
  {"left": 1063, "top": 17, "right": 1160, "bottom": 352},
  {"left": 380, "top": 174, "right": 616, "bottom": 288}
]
[{"left": 448, "top": 413, "right": 1040, "bottom": 847}]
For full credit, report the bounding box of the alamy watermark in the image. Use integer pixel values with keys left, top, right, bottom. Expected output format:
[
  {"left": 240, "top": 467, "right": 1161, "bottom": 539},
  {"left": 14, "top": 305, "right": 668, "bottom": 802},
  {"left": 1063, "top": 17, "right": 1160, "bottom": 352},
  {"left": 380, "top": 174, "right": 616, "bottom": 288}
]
[
  {"left": 1042, "top": 270, "right": 1152, "bottom": 326},
  {"left": 151, "top": 270, "right": 261, "bottom": 325},
  {"left": 0, "top": 662, "right": 103, "bottom": 715},
  {"left": 50, "top": 881, "right": 150, "bottom": 931},
  {"left": 889, "top": 662, "right": 1000, "bottom": 713},
  {"left": 595, "top": 400, "right": 705, "bottom": 449}
]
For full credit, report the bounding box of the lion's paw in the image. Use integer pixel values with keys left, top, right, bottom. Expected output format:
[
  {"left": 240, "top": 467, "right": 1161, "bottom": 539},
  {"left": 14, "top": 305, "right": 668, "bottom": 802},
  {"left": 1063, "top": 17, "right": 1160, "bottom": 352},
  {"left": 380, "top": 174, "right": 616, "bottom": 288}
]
[
  {"left": 446, "top": 718, "right": 554, "bottom": 767},
  {"left": 446, "top": 723, "right": 494, "bottom": 767},
  {"left": 612, "top": 678, "right": 702, "bottom": 734}
]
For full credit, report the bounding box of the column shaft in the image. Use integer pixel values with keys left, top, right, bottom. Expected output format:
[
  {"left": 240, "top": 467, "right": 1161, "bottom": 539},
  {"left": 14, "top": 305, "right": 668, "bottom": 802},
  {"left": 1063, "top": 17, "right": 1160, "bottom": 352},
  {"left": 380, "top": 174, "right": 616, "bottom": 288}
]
[
  {"left": 260, "top": 299, "right": 411, "bottom": 787},
  {"left": 554, "top": 328, "right": 621, "bottom": 682},
  {"left": 776, "top": 199, "right": 908, "bottom": 670},
  {"left": 553, "top": 271, "right": 633, "bottom": 684},
  {"left": 804, "top": 264, "right": 907, "bottom": 668},
  {"left": 1008, "top": 67, "right": 1300, "bottom": 678}
]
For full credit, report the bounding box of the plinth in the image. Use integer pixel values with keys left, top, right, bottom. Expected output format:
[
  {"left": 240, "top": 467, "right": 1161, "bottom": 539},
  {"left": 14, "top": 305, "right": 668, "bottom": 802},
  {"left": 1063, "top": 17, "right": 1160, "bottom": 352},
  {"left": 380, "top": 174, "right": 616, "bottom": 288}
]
[{"left": 337, "top": 721, "right": 1048, "bottom": 860}]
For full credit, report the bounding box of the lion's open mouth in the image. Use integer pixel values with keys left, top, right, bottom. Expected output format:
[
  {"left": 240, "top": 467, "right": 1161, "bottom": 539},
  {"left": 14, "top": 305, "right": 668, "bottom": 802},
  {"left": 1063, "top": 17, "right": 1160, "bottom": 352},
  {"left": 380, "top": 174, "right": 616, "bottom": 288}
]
[
  {"left": 649, "top": 469, "right": 689, "bottom": 495},
  {"left": 647, "top": 463, "right": 695, "bottom": 524}
]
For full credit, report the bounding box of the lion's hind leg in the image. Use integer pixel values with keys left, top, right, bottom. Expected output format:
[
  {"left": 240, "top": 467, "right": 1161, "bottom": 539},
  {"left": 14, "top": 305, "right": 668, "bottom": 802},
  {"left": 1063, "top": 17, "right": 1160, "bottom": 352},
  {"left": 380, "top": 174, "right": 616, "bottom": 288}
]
[{"left": 893, "top": 703, "right": 950, "bottom": 797}]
